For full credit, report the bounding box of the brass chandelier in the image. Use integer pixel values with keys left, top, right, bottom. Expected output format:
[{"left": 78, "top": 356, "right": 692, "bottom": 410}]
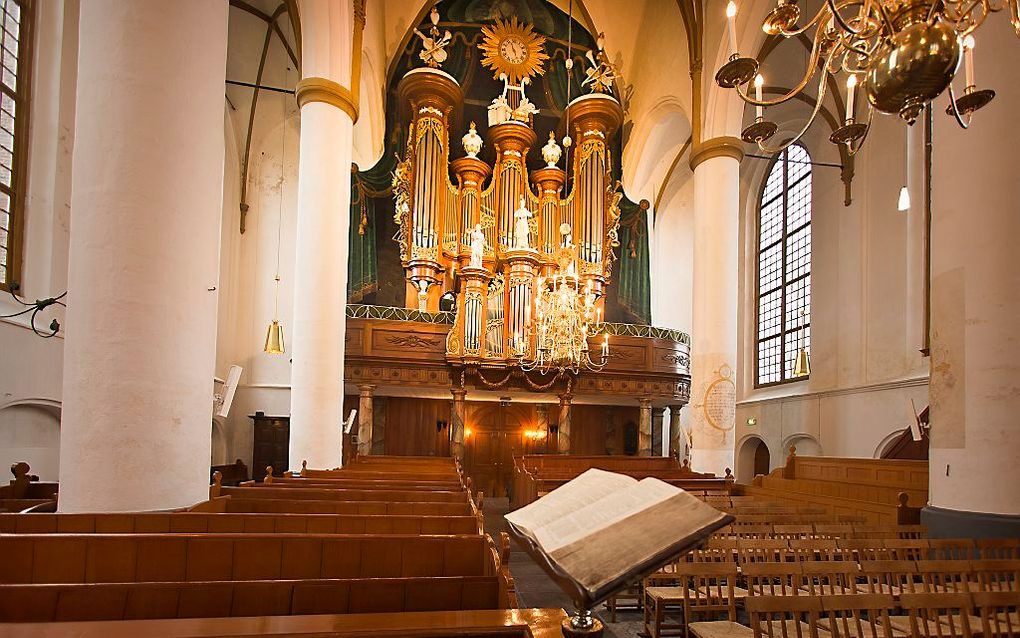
[
  {"left": 514, "top": 226, "right": 609, "bottom": 375},
  {"left": 717, "top": 0, "right": 1019, "bottom": 154}
]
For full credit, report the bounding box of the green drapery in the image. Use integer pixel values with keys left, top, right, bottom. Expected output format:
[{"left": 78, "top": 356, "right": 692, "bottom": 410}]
[
  {"left": 616, "top": 197, "right": 651, "bottom": 324},
  {"left": 347, "top": 156, "right": 396, "bottom": 302}
]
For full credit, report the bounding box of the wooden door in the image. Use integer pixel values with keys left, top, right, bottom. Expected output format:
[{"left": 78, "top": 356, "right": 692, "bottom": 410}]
[
  {"left": 251, "top": 415, "right": 290, "bottom": 480},
  {"left": 463, "top": 404, "right": 531, "bottom": 497}
]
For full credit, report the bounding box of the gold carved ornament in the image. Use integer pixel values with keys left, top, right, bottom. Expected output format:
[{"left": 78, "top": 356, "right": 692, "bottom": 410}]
[{"left": 477, "top": 17, "right": 550, "bottom": 84}]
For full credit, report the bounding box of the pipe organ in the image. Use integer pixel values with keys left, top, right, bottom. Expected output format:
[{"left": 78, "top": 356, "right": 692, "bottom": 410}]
[{"left": 392, "top": 19, "right": 624, "bottom": 369}]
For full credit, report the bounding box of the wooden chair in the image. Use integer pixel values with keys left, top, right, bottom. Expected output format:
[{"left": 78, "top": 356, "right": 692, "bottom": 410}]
[
  {"left": 971, "top": 590, "right": 1020, "bottom": 638},
  {"left": 645, "top": 562, "right": 741, "bottom": 638},
  {"left": 897, "top": 592, "right": 975, "bottom": 638},
  {"left": 790, "top": 539, "right": 844, "bottom": 562},
  {"left": 883, "top": 539, "right": 930, "bottom": 561},
  {"left": 971, "top": 559, "right": 1020, "bottom": 593},
  {"left": 976, "top": 539, "right": 1020, "bottom": 561},
  {"left": 915, "top": 560, "right": 975, "bottom": 594},
  {"left": 858, "top": 560, "right": 921, "bottom": 596},
  {"left": 929, "top": 539, "right": 975, "bottom": 561},
  {"left": 816, "top": 593, "right": 900, "bottom": 638},
  {"left": 744, "top": 562, "right": 804, "bottom": 597},
  {"left": 799, "top": 562, "right": 860, "bottom": 596},
  {"left": 738, "top": 539, "right": 792, "bottom": 565},
  {"left": 745, "top": 594, "right": 823, "bottom": 638}
]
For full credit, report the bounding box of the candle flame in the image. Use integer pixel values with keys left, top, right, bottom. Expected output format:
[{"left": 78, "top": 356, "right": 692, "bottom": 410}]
[
  {"left": 846, "top": 74, "right": 858, "bottom": 89},
  {"left": 963, "top": 35, "right": 975, "bottom": 50},
  {"left": 754, "top": 73, "right": 764, "bottom": 88},
  {"left": 726, "top": 1, "right": 737, "bottom": 18}
]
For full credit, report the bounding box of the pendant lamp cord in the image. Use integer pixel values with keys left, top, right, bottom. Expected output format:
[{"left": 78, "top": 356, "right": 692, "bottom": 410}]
[
  {"left": 274, "top": 69, "right": 287, "bottom": 320},
  {"left": 564, "top": 0, "right": 574, "bottom": 199}
]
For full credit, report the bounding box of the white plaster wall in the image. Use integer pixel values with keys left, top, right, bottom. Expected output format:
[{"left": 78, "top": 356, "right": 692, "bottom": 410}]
[{"left": 0, "top": 1, "right": 78, "bottom": 474}]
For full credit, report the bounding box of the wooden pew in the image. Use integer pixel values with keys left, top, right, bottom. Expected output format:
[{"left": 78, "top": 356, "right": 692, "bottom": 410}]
[
  {"left": 0, "top": 463, "right": 58, "bottom": 512},
  {"left": 0, "top": 608, "right": 569, "bottom": 637},
  {"left": 215, "top": 485, "right": 470, "bottom": 503},
  {"left": 511, "top": 454, "right": 733, "bottom": 508},
  {"left": 210, "top": 459, "right": 248, "bottom": 487},
  {"left": 0, "top": 576, "right": 504, "bottom": 622},
  {"left": 0, "top": 512, "right": 483, "bottom": 535},
  {"left": 731, "top": 447, "right": 929, "bottom": 524},
  {"left": 0, "top": 533, "right": 495, "bottom": 584},
  {"left": 198, "top": 497, "right": 475, "bottom": 517}
]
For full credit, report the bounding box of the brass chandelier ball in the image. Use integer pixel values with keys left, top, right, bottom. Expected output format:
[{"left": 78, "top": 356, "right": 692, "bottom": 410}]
[{"left": 866, "top": 21, "right": 962, "bottom": 124}]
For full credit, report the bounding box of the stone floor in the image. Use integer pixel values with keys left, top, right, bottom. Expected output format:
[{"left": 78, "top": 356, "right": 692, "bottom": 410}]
[{"left": 483, "top": 497, "right": 647, "bottom": 638}]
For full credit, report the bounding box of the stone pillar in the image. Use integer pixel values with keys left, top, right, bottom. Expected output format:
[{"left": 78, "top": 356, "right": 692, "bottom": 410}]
[
  {"left": 638, "top": 398, "right": 653, "bottom": 457},
  {"left": 288, "top": 0, "right": 361, "bottom": 470},
  {"left": 923, "top": 17, "right": 1020, "bottom": 538},
  {"left": 688, "top": 138, "right": 742, "bottom": 475},
  {"left": 57, "top": 1, "right": 228, "bottom": 512},
  {"left": 668, "top": 405, "right": 685, "bottom": 460},
  {"left": 450, "top": 389, "right": 467, "bottom": 461},
  {"left": 652, "top": 407, "right": 665, "bottom": 456},
  {"left": 557, "top": 393, "right": 572, "bottom": 454},
  {"left": 356, "top": 385, "right": 375, "bottom": 457}
]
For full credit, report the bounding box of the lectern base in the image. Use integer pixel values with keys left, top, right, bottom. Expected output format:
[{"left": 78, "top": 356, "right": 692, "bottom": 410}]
[{"left": 561, "top": 615, "right": 604, "bottom": 638}]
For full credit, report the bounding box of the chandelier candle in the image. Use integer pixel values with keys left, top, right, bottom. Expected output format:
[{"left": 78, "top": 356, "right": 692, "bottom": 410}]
[
  {"left": 754, "top": 74, "right": 764, "bottom": 119},
  {"left": 846, "top": 74, "right": 857, "bottom": 123},
  {"left": 726, "top": 2, "right": 738, "bottom": 57},
  {"left": 964, "top": 35, "right": 975, "bottom": 90}
]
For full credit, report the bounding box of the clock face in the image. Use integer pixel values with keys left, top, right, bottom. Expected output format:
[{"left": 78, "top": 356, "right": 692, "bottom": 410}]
[{"left": 500, "top": 37, "right": 527, "bottom": 64}]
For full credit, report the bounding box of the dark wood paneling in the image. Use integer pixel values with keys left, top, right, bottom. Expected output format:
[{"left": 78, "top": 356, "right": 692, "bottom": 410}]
[
  {"left": 250, "top": 415, "right": 290, "bottom": 480},
  {"left": 383, "top": 397, "right": 451, "bottom": 458}
]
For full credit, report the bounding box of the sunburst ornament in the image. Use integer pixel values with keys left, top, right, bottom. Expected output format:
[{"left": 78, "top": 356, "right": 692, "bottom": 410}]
[{"left": 478, "top": 17, "right": 549, "bottom": 84}]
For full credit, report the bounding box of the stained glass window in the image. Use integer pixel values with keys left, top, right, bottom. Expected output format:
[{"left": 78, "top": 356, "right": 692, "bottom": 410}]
[
  {"left": 756, "top": 145, "right": 811, "bottom": 386},
  {"left": 0, "top": 0, "right": 30, "bottom": 289}
]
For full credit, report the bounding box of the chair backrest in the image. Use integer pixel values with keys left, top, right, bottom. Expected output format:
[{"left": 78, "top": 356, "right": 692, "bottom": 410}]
[
  {"left": 883, "top": 538, "right": 930, "bottom": 561},
  {"left": 975, "top": 539, "right": 1020, "bottom": 560},
  {"left": 818, "top": 593, "right": 897, "bottom": 638},
  {"left": 747, "top": 594, "right": 822, "bottom": 638},
  {"left": 738, "top": 538, "right": 791, "bottom": 564},
  {"left": 899, "top": 592, "right": 975, "bottom": 638},
  {"left": 743, "top": 562, "right": 803, "bottom": 597},
  {"left": 799, "top": 562, "right": 859, "bottom": 596},
  {"left": 916, "top": 559, "right": 975, "bottom": 594},
  {"left": 971, "top": 591, "right": 1020, "bottom": 638},
  {"left": 970, "top": 559, "right": 1020, "bottom": 593},
  {"left": 789, "top": 539, "right": 842, "bottom": 562},
  {"left": 929, "top": 539, "right": 976, "bottom": 560},
  {"left": 859, "top": 560, "right": 921, "bottom": 595},
  {"left": 678, "top": 562, "right": 739, "bottom": 622}
]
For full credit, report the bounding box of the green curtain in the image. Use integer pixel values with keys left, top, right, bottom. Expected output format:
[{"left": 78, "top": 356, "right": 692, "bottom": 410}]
[
  {"left": 347, "top": 156, "right": 396, "bottom": 302},
  {"left": 616, "top": 197, "right": 651, "bottom": 323}
]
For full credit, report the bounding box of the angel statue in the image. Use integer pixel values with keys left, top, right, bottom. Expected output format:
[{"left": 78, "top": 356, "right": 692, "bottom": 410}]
[
  {"left": 469, "top": 224, "right": 486, "bottom": 268},
  {"left": 582, "top": 34, "right": 619, "bottom": 94},
  {"left": 414, "top": 7, "right": 452, "bottom": 69},
  {"left": 514, "top": 197, "right": 533, "bottom": 250}
]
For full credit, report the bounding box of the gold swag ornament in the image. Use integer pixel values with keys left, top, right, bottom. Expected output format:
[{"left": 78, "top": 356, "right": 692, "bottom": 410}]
[{"left": 478, "top": 17, "right": 549, "bottom": 84}]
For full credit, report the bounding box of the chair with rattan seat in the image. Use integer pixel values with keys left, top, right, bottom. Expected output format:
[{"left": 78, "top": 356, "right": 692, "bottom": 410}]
[
  {"left": 858, "top": 560, "right": 922, "bottom": 597},
  {"left": 646, "top": 562, "right": 741, "bottom": 638},
  {"left": 897, "top": 592, "right": 976, "bottom": 638},
  {"left": 971, "top": 590, "right": 1020, "bottom": 637},
  {"left": 799, "top": 562, "right": 861, "bottom": 596},
  {"left": 816, "top": 593, "right": 902, "bottom": 638},
  {"left": 745, "top": 594, "right": 827, "bottom": 638}
]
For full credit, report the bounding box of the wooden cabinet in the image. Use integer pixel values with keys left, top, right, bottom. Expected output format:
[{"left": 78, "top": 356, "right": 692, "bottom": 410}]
[{"left": 250, "top": 414, "right": 289, "bottom": 481}]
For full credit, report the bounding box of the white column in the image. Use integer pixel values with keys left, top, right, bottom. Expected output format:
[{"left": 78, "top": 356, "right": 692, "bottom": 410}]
[
  {"left": 58, "top": 1, "right": 228, "bottom": 512},
  {"left": 288, "top": 0, "right": 360, "bottom": 470},
  {"left": 688, "top": 138, "right": 742, "bottom": 475},
  {"left": 924, "top": 17, "right": 1020, "bottom": 536}
]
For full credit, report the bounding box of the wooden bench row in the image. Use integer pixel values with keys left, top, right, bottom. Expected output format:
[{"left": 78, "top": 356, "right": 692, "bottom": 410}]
[
  {"left": 0, "top": 512, "right": 482, "bottom": 535},
  {"left": 0, "top": 607, "right": 570, "bottom": 638},
  {"left": 690, "top": 538, "right": 1020, "bottom": 563},
  {"left": 0, "top": 534, "right": 494, "bottom": 584},
  {"left": 213, "top": 485, "right": 470, "bottom": 504},
  {"left": 0, "top": 575, "right": 504, "bottom": 623},
  {"left": 194, "top": 495, "right": 475, "bottom": 516}
]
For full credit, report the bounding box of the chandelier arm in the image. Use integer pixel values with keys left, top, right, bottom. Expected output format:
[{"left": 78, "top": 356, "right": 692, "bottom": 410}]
[
  {"left": 825, "top": 0, "right": 877, "bottom": 37},
  {"left": 776, "top": 2, "right": 836, "bottom": 37},
  {"left": 944, "top": 0, "right": 989, "bottom": 29},
  {"left": 735, "top": 24, "right": 826, "bottom": 108},
  {"left": 845, "top": 104, "right": 875, "bottom": 157},
  {"left": 754, "top": 51, "right": 834, "bottom": 155},
  {"left": 946, "top": 83, "right": 974, "bottom": 129}
]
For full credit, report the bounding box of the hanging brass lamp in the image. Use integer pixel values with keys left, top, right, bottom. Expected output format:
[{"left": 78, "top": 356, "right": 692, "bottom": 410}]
[
  {"left": 264, "top": 317, "right": 285, "bottom": 354},
  {"left": 793, "top": 308, "right": 810, "bottom": 378}
]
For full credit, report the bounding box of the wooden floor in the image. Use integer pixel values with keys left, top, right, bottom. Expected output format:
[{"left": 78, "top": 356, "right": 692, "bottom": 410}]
[{"left": 484, "top": 497, "right": 646, "bottom": 638}]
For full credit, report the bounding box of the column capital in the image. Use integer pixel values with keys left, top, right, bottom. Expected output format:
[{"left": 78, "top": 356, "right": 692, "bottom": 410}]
[
  {"left": 638, "top": 397, "right": 653, "bottom": 408},
  {"left": 296, "top": 76, "right": 359, "bottom": 123},
  {"left": 689, "top": 136, "right": 744, "bottom": 171},
  {"left": 451, "top": 388, "right": 468, "bottom": 400},
  {"left": 357, "top": 384, "right": 375, "bottom": 395}
]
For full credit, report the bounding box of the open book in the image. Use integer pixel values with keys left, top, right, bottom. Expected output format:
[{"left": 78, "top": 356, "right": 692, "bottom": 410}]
[{"left": 505, "top": 468, "right": 733, "bottom": 606}]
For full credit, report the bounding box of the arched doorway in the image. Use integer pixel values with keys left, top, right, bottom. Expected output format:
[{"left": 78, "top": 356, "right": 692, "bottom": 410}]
[
  {"left": 463, "top": 403, "right": 541, "bottom": 498},
  {"left": 736, "top": 436, "right": 770, "bottom": 483}
]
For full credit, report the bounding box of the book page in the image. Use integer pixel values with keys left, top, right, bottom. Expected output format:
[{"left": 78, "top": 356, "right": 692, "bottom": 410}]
[
  {"left": 533, "top": 477, "right": 679, "bottom": 553},
  {"left": 505, "top": 468, "right": 637, "bottom": 541},
  {"left": 547, "top": 488, "right": 730, "bottom": 598}
]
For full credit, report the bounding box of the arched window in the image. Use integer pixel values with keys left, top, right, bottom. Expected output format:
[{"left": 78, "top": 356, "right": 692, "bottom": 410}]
[
  {"left": 756, "top": 145, "right": 811, "bottom": 386},
  {"left": 0, "top": 0, "right": 32, "bottom": 290}
]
